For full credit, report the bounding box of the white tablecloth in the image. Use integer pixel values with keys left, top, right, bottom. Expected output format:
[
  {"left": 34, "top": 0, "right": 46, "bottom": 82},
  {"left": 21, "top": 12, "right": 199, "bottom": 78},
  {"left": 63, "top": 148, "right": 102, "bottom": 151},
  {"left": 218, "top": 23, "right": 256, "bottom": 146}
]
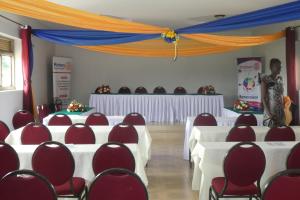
[
  {"left": 43, "top": 115, "right": 124, "bottom": 126},
  {"left": 191, "top": 142, "right": 298, "bottom": 200},
  {"left": 183, "top": 109, "right": 264, "bottom": 160},
  {"left": 6, "top": 126, "right": 152, "bottom": 165},
  {"left": 89, "top": 94, "right": 224, "bottom": 123},
  {"left": 13, "top": 144, "right": 148, "bottom": 186}
]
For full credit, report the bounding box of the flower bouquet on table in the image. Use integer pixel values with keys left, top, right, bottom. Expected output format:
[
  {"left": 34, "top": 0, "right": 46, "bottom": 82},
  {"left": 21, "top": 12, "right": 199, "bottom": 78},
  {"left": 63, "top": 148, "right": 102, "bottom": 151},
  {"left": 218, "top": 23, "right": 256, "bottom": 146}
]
[
  {"left": 198, "top": 85, "right": 216, "bottom": 95},
  {"left": 67, "top": 100, "right": 86, "bottom": 112},
  {"left": 233, "top": 99, "right": 249, "bottom": 111},
  {"left": 95, "top": 85, "right": 111, "bottom": 94}
]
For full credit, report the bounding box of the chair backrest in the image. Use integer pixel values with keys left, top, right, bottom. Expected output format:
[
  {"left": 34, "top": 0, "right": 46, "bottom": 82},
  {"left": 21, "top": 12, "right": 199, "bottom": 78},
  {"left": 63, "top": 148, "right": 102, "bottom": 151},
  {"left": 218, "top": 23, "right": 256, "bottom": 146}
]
[
  {"left": 37, "top": 104, "right": 51, "bottom": 123},
  {"left": 32, "top": 141, "right": 75, "bottom": 186},
  {"left": 85, "top": 112, "right": 109, "bottom": 126},
  {"left": 0, "top": 120, "right": 10, "bottom": 141},
  {"left": 88, "top": 168, "right": 148, "bottom": 200},
  {"left": 153, "top": 86, "right": 166, "bottom": 94},
  {"left": 224, "top": 142, "right": 265, "bottom": 187},
  {"left": 108, "top": 123, "right": 139, "bottom": 144},
  {"left": 264, "top": 126, "right": 295, "bottom": 141},
  {"left": 48, "top": 114, "right": 72, "bottom": 126},
  {"left": 286, "top": 142, "right": 300, "bottom": 169},
  {"left": 118, "top": 87, "right": 131, "bottom": 94},
  {"left": 0, "top": 142, "right": 19, "bottom": 178},
  {"left": 55, "top": 104, "right": 62, "bottom": 112},
  {"left": 65, "top": 123, "right": 95, "bottom": 144},
  {"left": 174, "top": 86, "right": 187, "bottom": 94},
  {"left": 226, "top": 126, "right": 256, "bottom": 142},
  {"left": 235, "top": 113, "right": 258, "bottom": 126},
  {"left": 12, "top": 110, "right": 34, "bottom": 129},
  {"left": 0, "top": 169, "right": 57, "bottom": 200},
  {"left": 21, "top": 122, "right": 52, "bottom": 145},
  {"left": 193, "top": 113, "right": 217, "bottom": 126},
  {"left": 135, "top": 87, "right": 148, "bottom": 94},
  {"left": 92, "top": 142, "right": 135, "bottom": 175},
  {"left": 123, "top": 112, "right": 146, "bottom": 125},
  {"left": 262, "top": 169, "right": 300, "bottom": 200}
]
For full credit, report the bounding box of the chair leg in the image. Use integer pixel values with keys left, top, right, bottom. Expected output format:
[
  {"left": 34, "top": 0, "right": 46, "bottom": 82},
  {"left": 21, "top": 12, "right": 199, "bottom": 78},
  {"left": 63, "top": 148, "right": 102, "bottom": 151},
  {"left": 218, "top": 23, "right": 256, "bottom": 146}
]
[
  {"left": 249, "top": 196, "right": 252, "bottom": 200},
  {"left": 209, "top": 187, "right": 212, "bottom": 200}
]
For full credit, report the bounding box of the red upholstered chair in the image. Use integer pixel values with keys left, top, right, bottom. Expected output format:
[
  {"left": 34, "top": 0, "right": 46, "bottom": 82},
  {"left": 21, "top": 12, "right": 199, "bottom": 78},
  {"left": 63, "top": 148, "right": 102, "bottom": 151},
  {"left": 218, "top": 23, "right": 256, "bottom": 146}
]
[
  {"left": 209, "top": 142, "right": 266, "bottom": 200},
  {"left": 88, "top": 168, "right": 148, "bottom": 200},
  {"left": 193, "top": 113, "right": 217, "bottom": 126},
  {"left": 174, "top": 86, "right": 187, "bottom": 94},
  {"left": 135, "top": 86, "right": 148, "bottom": 94},
  {"left": 108, "top": 123, "right": 139, "bottom": 144},
  {"left": 234, "top": 113, "right": 257, "bottom": 126},
  {"left": 0, "top": 169, "right": 57, "bottom": 200},
  {"left": 21, "top": 122, "right": 52, "bottom": 145},
  {"left": 32, "top": 141, "right": 87, "bottom": 200},
  {"left": 118, "top": 87, "right": 131, "bottom": 94},
  {"left": 55, "top": 104, "right": 62, "bottom": 112},
  {"left": 65, "top": 123, "right": 95, "bottom": 144},
  {"left": 264, "top": 126, "right": 295, "bottom": 141},
  {"left": 153, "top": 86, "right": 166, "bottom": 94},
  {"left": 262, "top": 169, "right": 300, "bottom": 200},
  {"left": 37, "top": 104, "right": 51, "bottom": 123},
  {"left": 48, "top": 114, "right": 72, "bottom": 126},
  {"left": 123, "top": 112, "right": 146, "bottom": 125},
  {"left": 0, "top": 120, "right": 10, "bottom": 141},
  {"left": 0, "top": 142, "right": 19, "bottom": 179},
  {"left": 286, "top": 142, "right": 300, "bottom": 169},
  {"left": 12, "top": 110, "right": 34, "bottom": 129},
  {"left": 92, "top": 142, "right": 135, "bottom": 175},
  {"left": 226, "top": 126, "right": 256, "bottom": 142},
  {"left": 85, "top": 112, "right": 109, "bottom": 126}
]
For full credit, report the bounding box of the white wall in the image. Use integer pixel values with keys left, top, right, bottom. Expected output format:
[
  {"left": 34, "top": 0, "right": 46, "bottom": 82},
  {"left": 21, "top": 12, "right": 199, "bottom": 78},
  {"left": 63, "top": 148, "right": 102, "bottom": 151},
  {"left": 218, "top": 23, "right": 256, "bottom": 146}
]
[
  {"left": 54, "top": 44, "right": 252, "bottom": 106},
  {"left": 0, "top": 12, "right": 54, "bottom": 129}
]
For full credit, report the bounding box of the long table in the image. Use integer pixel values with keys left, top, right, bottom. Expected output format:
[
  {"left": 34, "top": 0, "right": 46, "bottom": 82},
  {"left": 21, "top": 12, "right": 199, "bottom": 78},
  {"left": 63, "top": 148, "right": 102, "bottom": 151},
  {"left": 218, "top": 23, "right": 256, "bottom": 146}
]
[
  {"left": 192, "top": 142, "right": 298, "bottom": 200},
  {"left": 6, "top": 125, "right": 152, "bottom": 165},
  {"left": 89, "top": 94, "right": 224, "bottom": 123}
]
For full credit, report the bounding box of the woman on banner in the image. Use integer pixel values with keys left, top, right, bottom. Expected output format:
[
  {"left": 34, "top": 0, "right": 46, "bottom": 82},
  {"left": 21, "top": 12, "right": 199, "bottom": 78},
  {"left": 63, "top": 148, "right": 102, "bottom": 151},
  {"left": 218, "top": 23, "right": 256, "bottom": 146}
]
[{"left": 261, "top": 58, "right": 285, "bottom": 127}]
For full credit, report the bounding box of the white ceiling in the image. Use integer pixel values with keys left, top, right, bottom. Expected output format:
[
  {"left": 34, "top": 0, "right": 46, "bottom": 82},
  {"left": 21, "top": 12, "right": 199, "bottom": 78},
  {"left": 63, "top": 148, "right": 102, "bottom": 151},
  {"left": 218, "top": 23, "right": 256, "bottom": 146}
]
[{"left": 48, "top": 0, "right": 294, "bottom": 28}]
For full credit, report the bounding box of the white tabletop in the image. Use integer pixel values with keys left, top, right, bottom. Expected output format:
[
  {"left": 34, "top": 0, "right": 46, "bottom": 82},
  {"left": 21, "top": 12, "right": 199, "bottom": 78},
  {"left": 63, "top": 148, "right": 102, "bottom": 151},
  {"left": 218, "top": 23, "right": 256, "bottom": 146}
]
[
  {"left": 6, "top": 125, "right": 152, "bottom": 165},
  {"left": 192, "top": 141, "right": 299, "bottom": 200}
]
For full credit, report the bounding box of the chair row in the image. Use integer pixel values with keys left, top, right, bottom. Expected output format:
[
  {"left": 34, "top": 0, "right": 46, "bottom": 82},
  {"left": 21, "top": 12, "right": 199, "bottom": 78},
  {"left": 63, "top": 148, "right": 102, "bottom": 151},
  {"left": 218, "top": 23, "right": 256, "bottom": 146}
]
[
  {"left": 118, "top": 86, "right": 188, "bottom": 94},
  {"left": 209, "top": 141, "right": 300, "bottom": 200},
  {"left": 0, "top": 141, "right": 148, "bottom": 200}
]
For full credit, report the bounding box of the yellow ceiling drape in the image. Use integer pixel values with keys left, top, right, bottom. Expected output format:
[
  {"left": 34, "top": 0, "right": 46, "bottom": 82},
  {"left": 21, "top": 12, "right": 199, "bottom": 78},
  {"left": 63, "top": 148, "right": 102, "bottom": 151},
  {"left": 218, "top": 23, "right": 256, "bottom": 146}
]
[{"left": 0, "top": 0, "right": 168, "bottom": 34}]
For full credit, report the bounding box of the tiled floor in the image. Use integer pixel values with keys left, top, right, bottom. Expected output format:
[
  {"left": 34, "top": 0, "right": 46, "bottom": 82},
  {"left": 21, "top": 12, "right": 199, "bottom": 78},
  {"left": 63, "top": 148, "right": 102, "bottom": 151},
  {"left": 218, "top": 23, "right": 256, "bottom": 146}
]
[{"left": 146, "top": 125, "right": 198, "bottom": 200}]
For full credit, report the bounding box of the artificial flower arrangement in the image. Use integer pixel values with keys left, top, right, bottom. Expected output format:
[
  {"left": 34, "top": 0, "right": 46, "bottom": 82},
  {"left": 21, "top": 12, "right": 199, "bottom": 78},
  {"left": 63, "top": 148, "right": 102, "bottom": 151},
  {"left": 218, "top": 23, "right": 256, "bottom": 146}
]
[
  {"left": 95, "top": 85, "right": 111, "bottom": 94},
  {"left": 233, "top": 99, "right": 250, "bottom": 111},
  {"left": 67, "top": 100, "right": 86, "bottom": 112},
  {"left": 198, "top": 85, "right": 216, "bottom": 95}
]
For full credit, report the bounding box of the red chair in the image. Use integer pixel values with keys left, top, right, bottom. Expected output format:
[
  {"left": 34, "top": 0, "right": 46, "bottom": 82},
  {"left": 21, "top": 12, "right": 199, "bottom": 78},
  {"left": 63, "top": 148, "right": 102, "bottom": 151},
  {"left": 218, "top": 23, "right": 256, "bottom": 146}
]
[
  {"left": 226, "top": 126, "right": 256, "bottom": 142},
  {"left": 48, "top": 114, "right": 72, "bottom": 126},
  {"left": 0, "top": 142, "right": 19, "bottom": 179},
  {"left": 209, "top": 142, "right": 266, "bottom": 200},
  {"left": 286, "top": 142, "right": 300, "bottom": 169},
  {"left": 108, "top": 123, "right": 138, "bottom": 144},
  {"left": 235, "top": 113, "right": 257, "bottom": 126},
  {"left": 85, "top": 112, "right": 109, "bottom": 126},
  {"left": 21, "top": 122, "right": 52, "bottom": 145},
  {"left": 88, "top": 168, "right": 148, "bottom": 200},
  {"left": 262, "top": 169, "right": 300, "bottom": 200},
  {"left": 12, "top": 110, "right": 34, "bottom": 129},
  {"left": 0, "top": 120, "right": 10, "bottom": 141},
  {"left": 153, "top": 86, "right": 166, "bottom": 94},
  {"left": 37, "top": 104, "right": 51, "bottom": 123},
  {"left": 65, "top": 123, "right": 95, "bottom": 144},
  {"left": 0, "top": 169, "right": 57, "bottom": 200},
  {"left": 123, "top": 112, "right": 145, "bottom": 125},
  {"left": 118, "top": 87, "right": 131, "bottom": 94},
  {"left": 92, "top": 142, "right": 135, "bottom": 175},
  {"left": 55, "top": 104, "right": 62, "bottom": 112},
  {"left": 32, "top": 141, "right": 87, "bottom": 200},
  {"left": 135, "top": 86, "right": 148, "bottom": 94},
  {"left": 193, "top": 113, "right": 217, "bottom": 126},
  {"left": 264, "top": 126, "right": 295, "bottom": 141},
  {"left": 174, "top": 86, "right": 187, "bottom": 94}
]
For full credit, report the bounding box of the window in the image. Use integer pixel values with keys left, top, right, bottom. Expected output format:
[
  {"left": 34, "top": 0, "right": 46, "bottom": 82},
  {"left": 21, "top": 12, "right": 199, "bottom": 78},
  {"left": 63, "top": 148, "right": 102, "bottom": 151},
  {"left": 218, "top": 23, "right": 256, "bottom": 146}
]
[{"left": 0, "top": 36, "right": 14, "bottom": 90}]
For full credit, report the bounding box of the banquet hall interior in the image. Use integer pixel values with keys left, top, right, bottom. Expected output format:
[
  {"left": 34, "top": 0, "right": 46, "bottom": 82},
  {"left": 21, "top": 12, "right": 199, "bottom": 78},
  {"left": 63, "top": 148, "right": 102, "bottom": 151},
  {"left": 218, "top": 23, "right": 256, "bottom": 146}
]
[{"left": 1, "top": 0, "right": 300, "bottom": 200}]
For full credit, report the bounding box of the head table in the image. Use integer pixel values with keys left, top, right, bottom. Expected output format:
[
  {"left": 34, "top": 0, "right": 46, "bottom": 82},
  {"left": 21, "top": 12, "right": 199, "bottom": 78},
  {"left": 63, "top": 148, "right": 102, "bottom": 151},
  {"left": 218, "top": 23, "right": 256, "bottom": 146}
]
[
  {"left": 89, "top": 94, "right": 224, "bottom": 123},
  {"left": 6, "top": 125, "right": 152, "bottom": 165}
]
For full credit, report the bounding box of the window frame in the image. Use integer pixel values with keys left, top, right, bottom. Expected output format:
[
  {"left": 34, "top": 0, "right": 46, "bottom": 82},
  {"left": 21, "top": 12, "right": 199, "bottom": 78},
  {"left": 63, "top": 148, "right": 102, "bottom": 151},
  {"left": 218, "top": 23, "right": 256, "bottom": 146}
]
[{"left": 0, "top": 52, "right": 16, "bottom": 91}]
